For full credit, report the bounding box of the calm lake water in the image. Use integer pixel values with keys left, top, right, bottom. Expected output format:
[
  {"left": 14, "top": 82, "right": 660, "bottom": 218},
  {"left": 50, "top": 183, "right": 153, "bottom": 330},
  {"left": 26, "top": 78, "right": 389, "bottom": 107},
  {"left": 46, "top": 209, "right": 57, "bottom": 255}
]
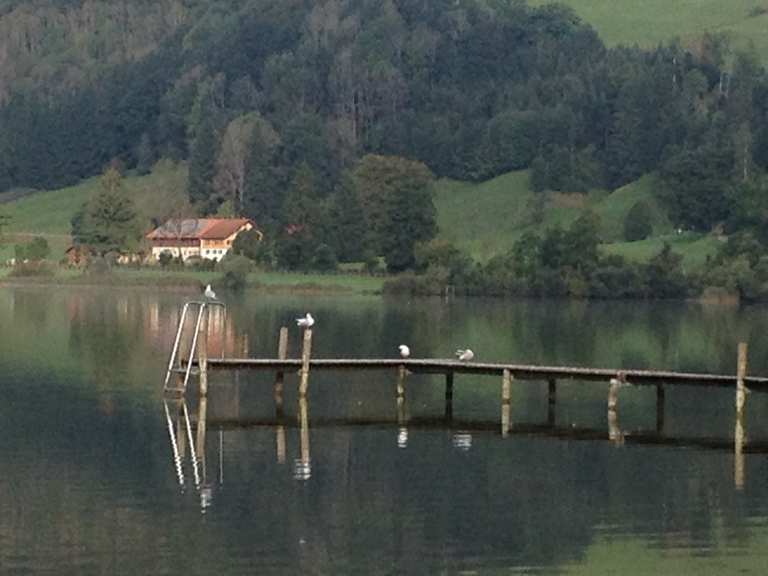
[{"left": 3, "top": 286, "right": 768, "bottom": 575}]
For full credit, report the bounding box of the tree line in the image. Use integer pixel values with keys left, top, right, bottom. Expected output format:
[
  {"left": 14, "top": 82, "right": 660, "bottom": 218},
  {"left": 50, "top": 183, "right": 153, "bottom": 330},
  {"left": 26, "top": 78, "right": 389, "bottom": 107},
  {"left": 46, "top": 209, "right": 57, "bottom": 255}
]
[{"left": 1, "top": 0, "right": 768, "bottom": 283}]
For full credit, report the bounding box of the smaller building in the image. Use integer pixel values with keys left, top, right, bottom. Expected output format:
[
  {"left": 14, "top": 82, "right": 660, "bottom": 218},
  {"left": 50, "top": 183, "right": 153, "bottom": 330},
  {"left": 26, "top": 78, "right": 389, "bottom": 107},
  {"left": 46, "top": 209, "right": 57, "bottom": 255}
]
[{"left": 146, "top": 218, "right": 258, "bottom": 263}]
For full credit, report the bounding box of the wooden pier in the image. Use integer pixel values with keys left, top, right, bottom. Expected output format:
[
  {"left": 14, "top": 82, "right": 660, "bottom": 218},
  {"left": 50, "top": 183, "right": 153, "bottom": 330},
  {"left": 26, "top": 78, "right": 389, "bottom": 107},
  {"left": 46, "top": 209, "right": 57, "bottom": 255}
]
[{"left": 163, "top": 306, "right": 766, "bottom": 489}]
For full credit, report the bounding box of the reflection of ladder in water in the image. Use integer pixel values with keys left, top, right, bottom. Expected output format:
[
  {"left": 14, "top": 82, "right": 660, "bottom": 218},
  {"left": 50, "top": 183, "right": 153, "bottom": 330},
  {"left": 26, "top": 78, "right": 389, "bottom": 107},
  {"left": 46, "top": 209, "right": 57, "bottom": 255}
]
[{"left": 163, "top": 300, "right": 225, "bottom": 394}]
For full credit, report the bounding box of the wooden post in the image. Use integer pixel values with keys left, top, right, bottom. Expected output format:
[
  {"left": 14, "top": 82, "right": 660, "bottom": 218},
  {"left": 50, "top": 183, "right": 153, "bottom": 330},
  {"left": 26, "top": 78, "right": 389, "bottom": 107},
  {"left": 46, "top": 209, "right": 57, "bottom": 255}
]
[
  {"left": 396, "top": 365, "right": 407, "bottom": 400},
  {"left": 197, "top": 307, "right": 209, "bottom": 397},
  {"left": 275, "top": 327, "right": 288, "bottom": 412},
  {"left": 656, "top": 385, "right": 665, "bottom": 433},
  {"left": 547, "top": 378, "right": 557, "bottom": 425},
  {"left": 735, "top": 342, "right": 748, "bottom": 490},
  {"left": 736, "top": 342, "right": 748, "bottom": 416},
  {"left": 445, "top": 372, "right": 454, "bottom": 420},
  {"left": 299, "top": 328, "right": 313, "bottom": 397},
  {"left": 608, "top": 378, "right": 620, "bottom": 412},
  {"left": 501, "top": 369, "right": 512, "bottom": 437}
]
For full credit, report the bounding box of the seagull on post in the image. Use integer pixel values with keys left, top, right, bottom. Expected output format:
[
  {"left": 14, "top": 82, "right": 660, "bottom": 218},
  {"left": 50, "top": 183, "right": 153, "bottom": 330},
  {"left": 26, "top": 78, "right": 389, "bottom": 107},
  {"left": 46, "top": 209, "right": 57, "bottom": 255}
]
[
  {"left": 296, "top": 313, "right": 315, "bottom": 328},
  {"left": 399, "top": 344, "right": 410, "bottom": 359},
  {"left": 455, "top": 349, "right": 474, "bottom": 362},
  {"left": 203, "top": 284, "right": 216, "bottom": 300}
]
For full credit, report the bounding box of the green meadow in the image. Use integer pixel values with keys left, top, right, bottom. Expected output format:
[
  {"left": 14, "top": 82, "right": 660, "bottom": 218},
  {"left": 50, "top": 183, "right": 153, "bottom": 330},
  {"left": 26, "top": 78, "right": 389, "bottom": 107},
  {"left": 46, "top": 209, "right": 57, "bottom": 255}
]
[
  {"left": 2, "top": 162, "right": 720, "bottom": 276},
  {"left": 433, "top": 170, "right": 717, "bottom": 270},
  {"left": 0, "top": 159, "right": 188, "bottom": 260},
  {"left": 529, "top": 0, "right": 768, "bottom": 61}
]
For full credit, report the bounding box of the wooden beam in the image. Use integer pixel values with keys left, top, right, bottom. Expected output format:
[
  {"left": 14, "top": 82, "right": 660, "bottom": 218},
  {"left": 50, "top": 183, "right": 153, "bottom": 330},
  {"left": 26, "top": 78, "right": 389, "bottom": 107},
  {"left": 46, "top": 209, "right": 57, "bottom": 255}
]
[{"left": 196, "top": 357, "right": 768, "bottom": 389}]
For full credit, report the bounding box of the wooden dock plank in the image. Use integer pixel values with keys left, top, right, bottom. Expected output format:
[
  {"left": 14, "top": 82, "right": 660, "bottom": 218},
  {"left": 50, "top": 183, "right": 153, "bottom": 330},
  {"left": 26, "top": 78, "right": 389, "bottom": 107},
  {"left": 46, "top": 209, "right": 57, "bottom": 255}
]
[{"left": 195, "top": 357, "right": 768, "bottom": 389}]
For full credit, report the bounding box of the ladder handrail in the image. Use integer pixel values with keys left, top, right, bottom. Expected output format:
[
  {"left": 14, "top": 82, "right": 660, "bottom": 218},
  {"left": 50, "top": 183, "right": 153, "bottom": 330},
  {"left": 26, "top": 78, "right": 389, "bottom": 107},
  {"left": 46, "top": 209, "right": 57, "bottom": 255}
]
[
  {"left": 164, "top": 300, "right": 227, "bottom": 393},
  {"left": 164, "top": 302, "right": 193, "bottom": 388},
  {"left": 182, "top": 303, "right": 207, "bottom": 392}
]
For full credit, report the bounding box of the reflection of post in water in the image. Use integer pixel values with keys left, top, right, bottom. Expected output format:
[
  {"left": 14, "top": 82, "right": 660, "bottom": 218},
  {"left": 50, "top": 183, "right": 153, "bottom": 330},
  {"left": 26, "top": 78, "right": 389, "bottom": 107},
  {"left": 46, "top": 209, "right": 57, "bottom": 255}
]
[
  {"left": 196, "top": 397, "right": 208, "bottom": 485},
  {"left": 547, "top": 378, "right": 557, "bottom": 426},
  {"left": 396, "top": 367, "right": 409, "bottom": 448},
  {"left": 276, "top": 423, "right": 287, "bottom": 464},
  {"left": 656, "top": 385, "right": 665, "bottom": 433},
  {"left": 294, "top": 397, "right": 311, "bottom": 481},
  {"left": 735, "top": 415, "right": 746, "bottom": 490},
  {"left": 501, "top": 369, "right": 512, "bottom": 437},
  {"left": 445, "top": 372, "right": 454, "bottom": 421}
]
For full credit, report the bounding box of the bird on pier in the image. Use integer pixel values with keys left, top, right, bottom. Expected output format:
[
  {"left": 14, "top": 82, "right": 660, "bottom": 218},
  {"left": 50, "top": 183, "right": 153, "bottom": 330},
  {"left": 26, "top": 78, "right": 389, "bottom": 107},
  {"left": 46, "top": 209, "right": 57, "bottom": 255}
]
[
  {"left": 203, "top": 284, "right": 216, "bottom": 300},
  {"left": 296, "top": 313, "right": 315, "bottom": 328},
  {"left": 399, "top": 344, "right": 410, "bottom": 359},
  {"left": 455, "top": 348, "right": 474, "bottom": 362}
]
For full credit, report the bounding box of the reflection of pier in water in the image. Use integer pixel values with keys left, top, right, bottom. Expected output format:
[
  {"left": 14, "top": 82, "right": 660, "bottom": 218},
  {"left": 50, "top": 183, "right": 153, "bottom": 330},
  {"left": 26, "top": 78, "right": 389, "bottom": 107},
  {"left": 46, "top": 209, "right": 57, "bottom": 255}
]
[{"left": 165, "top": 378, "right": 758, "bottom": 502}]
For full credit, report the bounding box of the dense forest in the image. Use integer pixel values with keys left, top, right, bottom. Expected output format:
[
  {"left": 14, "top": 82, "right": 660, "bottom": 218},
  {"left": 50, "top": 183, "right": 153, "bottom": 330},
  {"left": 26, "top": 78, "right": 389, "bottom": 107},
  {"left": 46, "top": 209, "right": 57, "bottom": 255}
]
[{"left": 1, "top": 0, "right": 768, "bottom": 296}]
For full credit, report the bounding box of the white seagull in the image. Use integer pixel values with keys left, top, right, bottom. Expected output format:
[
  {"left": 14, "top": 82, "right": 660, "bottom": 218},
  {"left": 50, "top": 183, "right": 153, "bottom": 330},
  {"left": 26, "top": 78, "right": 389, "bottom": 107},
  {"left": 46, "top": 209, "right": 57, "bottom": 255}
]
[
  {"left": 399, "top": 344, "right": 410, "bottom": 359},
  {"left": 455, "top": 349, "right": 474, "bottom": 362},
  {"left": 296, "top": 313, "right": 315, "bottom": 328},
  {"left": 203, "top": 284, "right": 216, "bottom": 300}
]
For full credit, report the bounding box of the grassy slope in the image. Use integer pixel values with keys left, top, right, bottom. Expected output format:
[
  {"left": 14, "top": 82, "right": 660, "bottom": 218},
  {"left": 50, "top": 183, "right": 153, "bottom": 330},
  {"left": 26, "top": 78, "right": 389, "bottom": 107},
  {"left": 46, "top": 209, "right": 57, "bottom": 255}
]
[
  {"left": 1, "top": 164, "right": 718, "bottom": 275},
  {"left": 0, "top": 159, "right": 188, "bottom": 260},
  {"left": 434, "top": 170, "right": 719, "bottom": 270},
  {"left": 529, "top": 0, "right": 768, "bottom": 60}
]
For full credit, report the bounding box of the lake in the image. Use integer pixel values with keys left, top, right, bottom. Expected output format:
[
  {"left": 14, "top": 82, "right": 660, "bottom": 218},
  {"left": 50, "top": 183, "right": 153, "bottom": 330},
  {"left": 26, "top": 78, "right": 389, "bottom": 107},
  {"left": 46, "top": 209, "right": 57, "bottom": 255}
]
[{"left": 3, "top": 286, "right": 768, "bottom": 575}]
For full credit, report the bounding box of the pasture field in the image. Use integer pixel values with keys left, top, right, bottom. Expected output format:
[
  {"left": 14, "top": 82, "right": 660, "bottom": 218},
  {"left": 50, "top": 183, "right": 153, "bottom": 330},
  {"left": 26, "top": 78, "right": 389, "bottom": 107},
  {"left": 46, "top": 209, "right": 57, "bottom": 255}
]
[{"left": 529, "top": 0, "right": 768, "bottom": 61}]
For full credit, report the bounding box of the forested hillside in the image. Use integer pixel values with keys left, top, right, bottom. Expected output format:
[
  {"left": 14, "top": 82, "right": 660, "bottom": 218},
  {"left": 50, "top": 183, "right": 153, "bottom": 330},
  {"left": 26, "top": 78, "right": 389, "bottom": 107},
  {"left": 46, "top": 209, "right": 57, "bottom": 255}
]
[{"left": 1, "top": 0, "right": 768, "bottom": 297}]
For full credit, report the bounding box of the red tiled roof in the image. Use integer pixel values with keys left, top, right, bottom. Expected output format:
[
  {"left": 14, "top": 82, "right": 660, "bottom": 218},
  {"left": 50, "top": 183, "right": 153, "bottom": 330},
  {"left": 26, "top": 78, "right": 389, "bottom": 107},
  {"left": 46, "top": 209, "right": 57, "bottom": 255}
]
[{"left": 146, "top": 218, "right": 253, "bottom": 240}]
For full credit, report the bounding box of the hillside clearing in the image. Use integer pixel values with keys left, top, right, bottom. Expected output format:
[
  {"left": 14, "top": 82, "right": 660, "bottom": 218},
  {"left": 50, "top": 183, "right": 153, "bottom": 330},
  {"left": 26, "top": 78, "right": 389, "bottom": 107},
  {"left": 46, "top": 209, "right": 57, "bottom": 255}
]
[
  {"left": 529, "top": 0, "right": 768, "bottom": 61},
  {"left": 0, "top": 160, "right": 188, "bottom": 259}
]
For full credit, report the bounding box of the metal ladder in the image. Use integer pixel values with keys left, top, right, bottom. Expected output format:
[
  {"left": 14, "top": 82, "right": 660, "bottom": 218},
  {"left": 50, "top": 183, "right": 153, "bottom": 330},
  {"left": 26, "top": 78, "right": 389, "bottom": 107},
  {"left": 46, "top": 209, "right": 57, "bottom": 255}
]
[{"left": 163, "top": 300, "right": 225, "bottom": 394}]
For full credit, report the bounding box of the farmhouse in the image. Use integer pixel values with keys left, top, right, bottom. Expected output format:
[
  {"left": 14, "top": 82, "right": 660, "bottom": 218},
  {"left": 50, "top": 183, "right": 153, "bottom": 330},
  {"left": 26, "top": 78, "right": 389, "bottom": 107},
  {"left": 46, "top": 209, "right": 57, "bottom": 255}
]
[{"left": 146, "top": 218, "right": 258, "bottom": 262}]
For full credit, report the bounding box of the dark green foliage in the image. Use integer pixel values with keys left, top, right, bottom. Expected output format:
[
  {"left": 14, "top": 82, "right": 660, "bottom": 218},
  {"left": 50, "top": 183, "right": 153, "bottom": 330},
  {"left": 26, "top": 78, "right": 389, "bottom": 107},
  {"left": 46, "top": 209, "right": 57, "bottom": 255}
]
[
  {"left": 71, "top": 169, "right": 142, "bottom": 255},
  {"left": 188, "top": 115, "right": 219, "bottom": 210},
  {"left": 14, "top": 237, "right": 50, "bottom": 261},
  {"left": 231, "top": 229, "right": 267, "bottom": 262},
  {"left": 624, "top": 201, "right": 654, "bottom": 242},
  {"left": 220, "top": 254, "right": 252, "bottom": 291},
  {"left": 312, "top": 243, "right": 337, "bottom": 272},
  {"left": 1, "top": 0, "right": 768, "bottom": 291},
  {"left": 327, "top": 177, "right": 370, "bottom": 262},
  {"left": 660, "top": 140, "right": 734, "bottom": 231},
  {"left": 381, "top": 182, "right": 437, "bottom": 272},
  {"left": 646, "top": 243, "right": 688, "bottom": 298},
  {"left": 0, "top": 210, "right": 10, "bottom": 238},
  {"left": 157, "top": 251, "right": 174, "bottom": 268},
  {"left": 275, "top": 228, "right": 313, "bottom": 271}
]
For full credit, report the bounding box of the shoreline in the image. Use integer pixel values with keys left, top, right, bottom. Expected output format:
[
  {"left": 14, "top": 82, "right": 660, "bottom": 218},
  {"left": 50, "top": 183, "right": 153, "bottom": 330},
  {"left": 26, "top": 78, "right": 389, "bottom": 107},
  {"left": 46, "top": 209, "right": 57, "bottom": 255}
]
[{"left": 0, "top": 268, "right": 386, "bottom": 295}]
